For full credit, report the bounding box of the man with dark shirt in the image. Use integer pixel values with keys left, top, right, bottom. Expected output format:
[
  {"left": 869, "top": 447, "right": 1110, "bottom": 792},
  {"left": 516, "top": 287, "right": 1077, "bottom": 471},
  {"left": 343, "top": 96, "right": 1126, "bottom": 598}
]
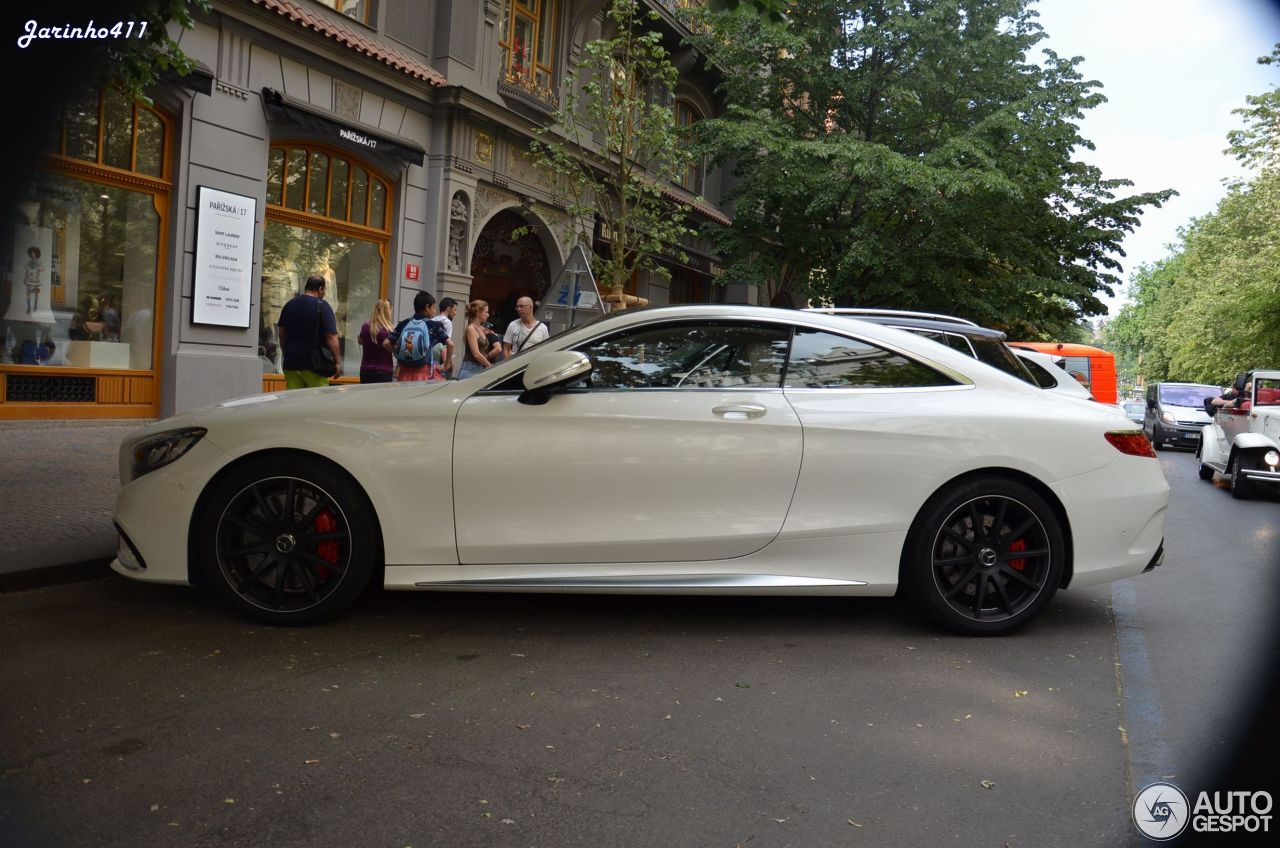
[{"left": 276, "top": 274, "right": 342, "bottom": 389}]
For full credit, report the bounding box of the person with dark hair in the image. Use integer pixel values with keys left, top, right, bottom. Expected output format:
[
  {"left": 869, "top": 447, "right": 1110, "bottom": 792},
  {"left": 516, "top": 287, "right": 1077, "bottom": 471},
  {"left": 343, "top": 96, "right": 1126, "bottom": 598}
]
[
  {"left": 98, "top": 293, "right": 121, "bottom": 342},
  {"left": 276, "top": 274, "right": 342, "bottom": 389},
  {"left": 432, "top": 296, "right": 459, "bottom": 376},
  {"left": 385, "top": 290, "right": 449, "bottom": 382}
]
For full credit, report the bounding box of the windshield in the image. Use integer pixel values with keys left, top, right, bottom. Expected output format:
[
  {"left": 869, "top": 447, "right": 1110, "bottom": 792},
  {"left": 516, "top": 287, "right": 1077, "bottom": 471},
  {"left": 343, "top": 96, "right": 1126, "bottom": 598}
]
[{"left": 1159, "top": 384, "right": 1220, "bottom": 407}]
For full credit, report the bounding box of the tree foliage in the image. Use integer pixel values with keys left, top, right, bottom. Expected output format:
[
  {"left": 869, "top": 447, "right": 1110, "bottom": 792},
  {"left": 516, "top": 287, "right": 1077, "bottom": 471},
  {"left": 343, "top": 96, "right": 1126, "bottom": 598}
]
[
  {"left": 526, "top": 0, "right": 694, "bottom": 296},
  {"left": 1104, "top": 44, "right": 1280, "bottom": 385},
  {"left": 684, "top": 0, "right": 1172, "bottom": 335}
]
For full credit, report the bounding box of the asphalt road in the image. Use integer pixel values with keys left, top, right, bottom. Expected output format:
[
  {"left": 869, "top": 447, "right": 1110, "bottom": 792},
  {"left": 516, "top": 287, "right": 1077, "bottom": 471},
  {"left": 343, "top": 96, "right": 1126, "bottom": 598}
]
[{"left": 0, "top": 450, "right": 1276, "bottom": 848}]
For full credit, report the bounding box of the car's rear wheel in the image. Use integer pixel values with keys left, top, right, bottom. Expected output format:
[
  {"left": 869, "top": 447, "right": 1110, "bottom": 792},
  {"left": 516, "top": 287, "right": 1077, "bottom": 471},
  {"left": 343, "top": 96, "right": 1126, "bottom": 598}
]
[
  {"left": 1198, "top": 463, "right": 1216, "bottom": 481},
  {"left": 1230, "top": 455, "right": 1257, "bottom": 500},
  {"left": 197, "top": 457, "right": 379, "bottom": 625},
  {"left": 902, "top": 477, "right": 1065, "bottom": 636}
]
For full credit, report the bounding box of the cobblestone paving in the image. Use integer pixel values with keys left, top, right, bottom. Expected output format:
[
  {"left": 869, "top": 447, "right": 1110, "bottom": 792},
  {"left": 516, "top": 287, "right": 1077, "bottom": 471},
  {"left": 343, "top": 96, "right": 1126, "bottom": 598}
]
[{"left": 0, "top": 421, "right": 149, "bottom": 572}]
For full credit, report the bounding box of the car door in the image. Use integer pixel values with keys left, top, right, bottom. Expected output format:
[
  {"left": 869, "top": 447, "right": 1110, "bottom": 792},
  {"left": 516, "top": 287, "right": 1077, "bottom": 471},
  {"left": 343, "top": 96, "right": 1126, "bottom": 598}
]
[
  {"left": 777, "top": 327, "right": 977, "bottom": 538},
  {"left": 452, "top": 319, "right": 803, "bottom": 565}
]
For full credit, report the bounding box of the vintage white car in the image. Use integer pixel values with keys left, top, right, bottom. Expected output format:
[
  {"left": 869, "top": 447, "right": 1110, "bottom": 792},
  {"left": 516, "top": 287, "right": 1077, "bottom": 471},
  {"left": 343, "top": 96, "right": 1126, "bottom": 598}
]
[
  {"left": 112, "top": 305, "right": 1169, "bottom": 636},
  {"left": 1197, "top": 369, "right": 1280, "bottom": 499}
]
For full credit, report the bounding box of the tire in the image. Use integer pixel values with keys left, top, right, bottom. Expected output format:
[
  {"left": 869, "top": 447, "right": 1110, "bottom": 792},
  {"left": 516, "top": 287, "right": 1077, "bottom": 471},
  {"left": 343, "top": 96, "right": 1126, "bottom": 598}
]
[
  {"left": 1198, "top": 463, "right": 1215, "bottom": 481},
  {"left": 196, "top": 456, "right": 380, "bottom": 625},
  {"left": 1150, "top": 424, "right": 1164, "bottom": 450},
  {"left": 1230, "top": 455, "right": 1257, "bottom": 500},
  {"left": 901, "top": 476, "right": 1065, "bottom": 636}
]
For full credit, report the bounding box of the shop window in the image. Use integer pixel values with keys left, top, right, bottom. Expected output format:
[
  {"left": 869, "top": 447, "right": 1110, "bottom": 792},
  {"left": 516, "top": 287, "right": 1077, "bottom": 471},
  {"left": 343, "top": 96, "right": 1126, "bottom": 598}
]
[
  {"left": 676, "top": 100, "right": 704, "bottom": 194},
  {"left": 2, "top": 87, "right": 170, "bottom": 417},
  {"left": 499, "top": 0, "right": 558, "bottom": 104},
  {"left": 261, "top": 143, "right": 391, "bottom": 382},
  {"left": 267, "top": 145, "right": 390, "bottom": 230}
]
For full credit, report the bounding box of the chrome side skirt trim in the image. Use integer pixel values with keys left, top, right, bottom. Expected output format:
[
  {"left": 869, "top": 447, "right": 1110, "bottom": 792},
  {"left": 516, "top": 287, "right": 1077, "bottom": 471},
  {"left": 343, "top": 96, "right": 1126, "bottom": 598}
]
[{"left": 415, "top": 574, "right": 867, "bottom": 590}]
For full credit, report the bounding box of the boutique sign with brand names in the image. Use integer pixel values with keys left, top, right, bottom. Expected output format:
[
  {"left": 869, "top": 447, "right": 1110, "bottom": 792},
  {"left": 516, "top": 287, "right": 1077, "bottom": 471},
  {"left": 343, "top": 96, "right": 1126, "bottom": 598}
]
[{"left": 192, "top": 186, "right": 256, "bottom": 328}]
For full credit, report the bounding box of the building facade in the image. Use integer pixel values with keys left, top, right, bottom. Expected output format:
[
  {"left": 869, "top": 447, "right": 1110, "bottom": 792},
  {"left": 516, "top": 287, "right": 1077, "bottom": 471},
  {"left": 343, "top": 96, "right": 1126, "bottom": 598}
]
[{"left": 0, "top": 0, "right": 740, "bottom": 420}]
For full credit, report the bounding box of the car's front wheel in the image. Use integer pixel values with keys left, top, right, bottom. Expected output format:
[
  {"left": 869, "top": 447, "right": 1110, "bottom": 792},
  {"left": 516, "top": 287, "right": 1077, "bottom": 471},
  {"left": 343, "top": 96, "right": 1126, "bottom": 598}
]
[
  {"left": 196, "top": 456, "right": 380, "bottom": 625},
  {"left": 901, "top": 477, "right": 1065, "bottom": 636},
  {"left": 1230, "top": 455, "right": 1257, "bottom": 500}
]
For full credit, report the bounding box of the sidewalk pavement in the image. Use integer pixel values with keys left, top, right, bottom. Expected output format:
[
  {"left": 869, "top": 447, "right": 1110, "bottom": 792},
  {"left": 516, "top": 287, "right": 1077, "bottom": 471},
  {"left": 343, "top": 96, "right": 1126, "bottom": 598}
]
[{"left": 0, "top": 419, "right": 150, "bottom": 590}]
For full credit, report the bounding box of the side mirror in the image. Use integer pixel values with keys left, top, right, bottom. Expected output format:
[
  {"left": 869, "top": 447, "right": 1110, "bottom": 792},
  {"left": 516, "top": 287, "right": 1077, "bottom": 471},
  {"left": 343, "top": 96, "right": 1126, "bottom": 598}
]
[{"left": 519, "top": 350, "right": 592, "bottom": 405}]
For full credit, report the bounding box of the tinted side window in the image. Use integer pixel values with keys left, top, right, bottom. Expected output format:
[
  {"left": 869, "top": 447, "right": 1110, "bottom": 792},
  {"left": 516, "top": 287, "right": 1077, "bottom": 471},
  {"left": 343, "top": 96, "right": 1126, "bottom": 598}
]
[
  {"left": 1019, "top": 357, "right": 1057, "bottom": 389},
  {"left": 574, "top": 321, "right": 790, "bottom": 390},
  {"left": 785, "top": 330, "right": 958, "bottom": 389}
]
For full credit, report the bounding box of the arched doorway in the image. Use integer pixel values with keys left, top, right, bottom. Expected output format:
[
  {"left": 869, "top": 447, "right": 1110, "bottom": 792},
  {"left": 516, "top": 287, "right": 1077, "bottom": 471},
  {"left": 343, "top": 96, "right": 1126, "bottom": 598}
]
[{"left": 469, "top": 209, "right": 552, "bottom": 336}]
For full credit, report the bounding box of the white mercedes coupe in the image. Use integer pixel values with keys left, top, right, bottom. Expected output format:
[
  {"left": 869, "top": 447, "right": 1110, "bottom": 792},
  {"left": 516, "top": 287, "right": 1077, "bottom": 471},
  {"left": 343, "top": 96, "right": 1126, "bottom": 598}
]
[{"left": 113, "top": 305, "right": 1168, "bottom": 635}]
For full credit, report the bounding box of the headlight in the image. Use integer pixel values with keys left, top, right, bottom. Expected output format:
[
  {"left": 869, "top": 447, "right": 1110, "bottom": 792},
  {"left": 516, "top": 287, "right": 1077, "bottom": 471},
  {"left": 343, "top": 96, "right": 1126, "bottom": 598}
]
[
  {"left": 1160, "top": 410, "right": 1175, "bottom": 424},
  {"left": 130, "top": 428, "right": 207, "bottom": 480},
  {"left": 1266, "top": 449, "right": 1280, "bottom": 468}
]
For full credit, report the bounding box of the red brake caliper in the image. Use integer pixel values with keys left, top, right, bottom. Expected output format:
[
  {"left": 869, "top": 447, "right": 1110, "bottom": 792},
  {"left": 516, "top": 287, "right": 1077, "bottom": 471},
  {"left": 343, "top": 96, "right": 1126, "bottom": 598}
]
[
  {"left": 313, "top": 509, "right": 339, "bottom": 580},
  {"left": 1008, "top": 538, "right": 1027, "bottom": 571}
]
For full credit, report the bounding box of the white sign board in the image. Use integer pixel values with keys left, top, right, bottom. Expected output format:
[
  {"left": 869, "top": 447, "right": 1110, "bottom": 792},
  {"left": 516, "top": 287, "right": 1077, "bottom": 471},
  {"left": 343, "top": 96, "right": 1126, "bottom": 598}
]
[
  {"left": 539, "top": 244, "right": 608, "bottom": 336},
  {"left": 192, "top": 186, "right": 256, "bottom": 327}
]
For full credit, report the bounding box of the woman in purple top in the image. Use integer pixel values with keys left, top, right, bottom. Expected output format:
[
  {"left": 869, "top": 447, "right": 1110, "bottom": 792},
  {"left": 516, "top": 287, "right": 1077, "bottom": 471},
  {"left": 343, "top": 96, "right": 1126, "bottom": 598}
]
[{"left": 358, "top": 299, "right": 395, "bottom": 383}]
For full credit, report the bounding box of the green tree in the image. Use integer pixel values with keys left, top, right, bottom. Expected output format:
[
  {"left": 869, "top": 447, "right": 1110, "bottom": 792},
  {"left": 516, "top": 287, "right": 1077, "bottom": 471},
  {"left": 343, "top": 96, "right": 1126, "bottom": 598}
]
[
  {"left": 1107, "top": 44, "right": 1280, "bottom": 385},
  {"left": 685, "top": 0, "right": 1172, "bottom": 334},
  {"left": 526, "top": 0, "right": 694, "bottom": 304}
]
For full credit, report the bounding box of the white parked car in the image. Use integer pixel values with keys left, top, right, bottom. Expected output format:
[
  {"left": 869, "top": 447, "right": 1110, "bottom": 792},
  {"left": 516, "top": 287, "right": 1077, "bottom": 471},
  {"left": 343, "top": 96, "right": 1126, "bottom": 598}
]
[
  {"left": 113, "top": 305, "right": 1169, "bottom": 635},
  {"left": 1009, "top": 347, "right": 1095, "bottom": 401},
  {"left": 1197, "top": 369, "right": 1280, "bottom": 499}
]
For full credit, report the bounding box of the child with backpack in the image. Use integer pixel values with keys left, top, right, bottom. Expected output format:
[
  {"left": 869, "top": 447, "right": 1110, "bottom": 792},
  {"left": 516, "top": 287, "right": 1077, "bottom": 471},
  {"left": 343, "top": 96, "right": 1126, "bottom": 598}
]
[{"left": 385, "top": 291, "right": 453, "bottom": 382}]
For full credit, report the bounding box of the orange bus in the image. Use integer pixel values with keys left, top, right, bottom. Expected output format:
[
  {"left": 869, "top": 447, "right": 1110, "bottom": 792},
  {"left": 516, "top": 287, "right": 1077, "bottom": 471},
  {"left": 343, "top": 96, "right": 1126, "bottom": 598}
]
[{"left": 1010, "top": 342, "right": 1117, "bottom": 404}]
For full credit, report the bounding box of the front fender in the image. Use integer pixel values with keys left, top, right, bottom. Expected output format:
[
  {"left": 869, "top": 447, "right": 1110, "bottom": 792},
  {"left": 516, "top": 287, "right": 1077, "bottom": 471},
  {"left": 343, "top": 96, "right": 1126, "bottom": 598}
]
[
  {"left": 1200, "top": 424, "right": 1227, "bottom": 464},
  {"left": 1233, "top": 431, "right": 1280, "bottom": 453}
]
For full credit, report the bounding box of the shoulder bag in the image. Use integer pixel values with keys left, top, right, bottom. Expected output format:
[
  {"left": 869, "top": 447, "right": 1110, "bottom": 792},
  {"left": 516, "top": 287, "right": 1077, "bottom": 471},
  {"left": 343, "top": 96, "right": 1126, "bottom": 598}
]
[{"left": 308, "top": 298, "right": 338, "bottom": 378}]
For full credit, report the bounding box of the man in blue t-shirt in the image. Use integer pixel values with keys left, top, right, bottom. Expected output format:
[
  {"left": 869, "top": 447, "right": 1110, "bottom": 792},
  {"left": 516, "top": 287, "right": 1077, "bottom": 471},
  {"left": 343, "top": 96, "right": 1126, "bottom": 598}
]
[
  {"left": 276, "top": 275, "right": 342, "bottom": 389},
  {"left": 386, "top": 290, "right": 452, "bottom": 381}
]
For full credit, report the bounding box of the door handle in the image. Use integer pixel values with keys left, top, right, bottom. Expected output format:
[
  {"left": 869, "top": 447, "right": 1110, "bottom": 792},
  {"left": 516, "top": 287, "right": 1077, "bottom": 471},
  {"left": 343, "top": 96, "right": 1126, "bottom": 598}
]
[{"left": 712, "top": 403, "right": 767, "bottom": 420}]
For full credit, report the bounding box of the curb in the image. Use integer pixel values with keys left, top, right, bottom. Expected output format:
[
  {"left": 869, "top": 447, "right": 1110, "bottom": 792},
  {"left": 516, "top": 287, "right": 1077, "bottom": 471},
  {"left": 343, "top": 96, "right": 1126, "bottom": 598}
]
[{"left": 0, "top": 559, "right": 116, "bottom": 593}]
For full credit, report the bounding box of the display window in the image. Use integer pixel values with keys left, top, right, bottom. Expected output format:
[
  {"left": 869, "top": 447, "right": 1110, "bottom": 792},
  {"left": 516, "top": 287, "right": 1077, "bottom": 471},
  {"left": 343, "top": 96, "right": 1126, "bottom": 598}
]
[
  {"left": 261, "top": 143, "right": 391, "bottom": 387},
  {"left": 0, "top": 88, "right": 169, "bottom": 419}
]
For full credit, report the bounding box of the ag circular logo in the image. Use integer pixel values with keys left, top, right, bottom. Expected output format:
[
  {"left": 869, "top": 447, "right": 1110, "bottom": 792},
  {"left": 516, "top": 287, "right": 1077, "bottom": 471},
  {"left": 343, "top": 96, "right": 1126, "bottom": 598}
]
[{"left": 1133, "top": 782, "right": 1190, "bottom": 840}]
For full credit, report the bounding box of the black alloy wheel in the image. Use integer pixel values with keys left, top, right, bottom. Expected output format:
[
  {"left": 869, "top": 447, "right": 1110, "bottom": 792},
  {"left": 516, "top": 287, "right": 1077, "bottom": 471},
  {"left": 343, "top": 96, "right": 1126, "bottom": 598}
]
[
  {"left": 903, "top": 477, "right": 1064, "bottom": 636},
  {"left": 198, "top": 458, "right": 378, "bottom": 624}
]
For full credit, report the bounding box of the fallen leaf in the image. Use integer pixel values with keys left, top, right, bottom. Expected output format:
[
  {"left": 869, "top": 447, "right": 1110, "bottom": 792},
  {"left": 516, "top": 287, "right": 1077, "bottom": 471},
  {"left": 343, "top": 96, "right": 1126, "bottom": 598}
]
[
  {"left": 224, "top": 798, "right": 236, "bottom": 804},
  {"left": 481, "top": 812, "right": 492, "bottom": 819},
  {"left": 773, "top": 817, "right": 789, "bottom": 823},
  {"left": 1013, "top": 690, "right": 1029, "bottom": 698},
  {"left": 515, "top": 723, "right": 530, "bottom": 731},
  {"left": 149, "top": 805, "right": 159, "bottom": 813},
  {"left": 409, "top": 713, "right": 426, "bottom": 719},
  {"left": 980, "top": 780, "right": 995, "bottom": 790},
  {"left": 500, "top": 818, "right": 515, "bottom": 825},
  {"left": 848, "top": 820, "right": 863, "bottom": 827},
  {"left": 304, "top": 759, "right": 320, "bottom": 765},
  {"left": 735, "top": 682, "right": 751, "bottom": 688}
]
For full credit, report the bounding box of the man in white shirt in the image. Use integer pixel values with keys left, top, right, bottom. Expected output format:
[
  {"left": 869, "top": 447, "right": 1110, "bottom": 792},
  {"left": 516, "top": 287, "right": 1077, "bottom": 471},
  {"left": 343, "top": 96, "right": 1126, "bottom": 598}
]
[
  {"left": 502, "top": 296, "right": 549, "bottom": 358},
  {"left": 433, "top": 297, "right": 459, "bottom": 374}
]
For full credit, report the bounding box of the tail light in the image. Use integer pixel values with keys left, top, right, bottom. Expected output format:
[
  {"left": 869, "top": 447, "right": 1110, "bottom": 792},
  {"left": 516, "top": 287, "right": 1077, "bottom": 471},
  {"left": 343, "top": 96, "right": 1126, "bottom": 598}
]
[{"left": 1105, "top": 431, "right": 1157, "bottom": 458}]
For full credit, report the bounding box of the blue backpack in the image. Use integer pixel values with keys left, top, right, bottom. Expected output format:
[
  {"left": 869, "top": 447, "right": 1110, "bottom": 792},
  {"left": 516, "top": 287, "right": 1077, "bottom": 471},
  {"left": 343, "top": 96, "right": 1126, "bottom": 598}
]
[{"left": 395, "top": 316, "right": 433, "bottom": 365}]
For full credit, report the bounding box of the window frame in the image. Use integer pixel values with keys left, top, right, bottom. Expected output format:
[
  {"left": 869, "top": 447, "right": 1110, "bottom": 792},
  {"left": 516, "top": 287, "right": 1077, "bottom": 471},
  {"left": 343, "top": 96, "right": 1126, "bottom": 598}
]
[
  {"left": 675, "top": 99, "right": 705, "bottom": 194},
  {"left": 499, "top": 0, "right": 558, "bottom": 99}
]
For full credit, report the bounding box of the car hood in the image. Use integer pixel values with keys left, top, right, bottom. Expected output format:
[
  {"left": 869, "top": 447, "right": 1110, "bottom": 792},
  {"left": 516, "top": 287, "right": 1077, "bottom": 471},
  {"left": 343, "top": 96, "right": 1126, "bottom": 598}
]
[
  {"left": 1162, "top": 404, "right": 1212, "bottom": 423},
  {"left": 126, "top": 381, "right": 453, "bottom": 443}
]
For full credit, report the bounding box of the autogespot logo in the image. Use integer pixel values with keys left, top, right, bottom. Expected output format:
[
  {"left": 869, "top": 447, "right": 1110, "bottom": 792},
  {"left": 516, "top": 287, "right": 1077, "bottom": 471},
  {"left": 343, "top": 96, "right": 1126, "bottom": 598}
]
[{"left": 1133, "top": 782, "right": 1190, "bottom": 840}]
